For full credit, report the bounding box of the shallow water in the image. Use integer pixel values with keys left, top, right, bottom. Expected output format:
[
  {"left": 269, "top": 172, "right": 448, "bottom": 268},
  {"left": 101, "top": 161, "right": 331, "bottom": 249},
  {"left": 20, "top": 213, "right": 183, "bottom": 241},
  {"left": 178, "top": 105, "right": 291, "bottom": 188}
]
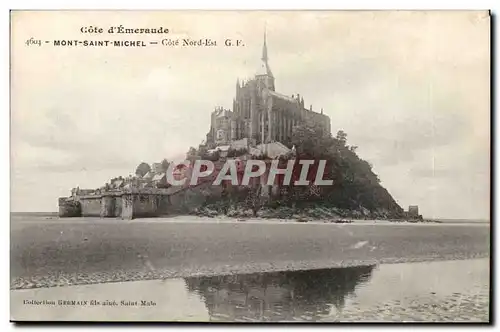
[{"left": 11, "top": 258, "right": 489, "bottom": 322}]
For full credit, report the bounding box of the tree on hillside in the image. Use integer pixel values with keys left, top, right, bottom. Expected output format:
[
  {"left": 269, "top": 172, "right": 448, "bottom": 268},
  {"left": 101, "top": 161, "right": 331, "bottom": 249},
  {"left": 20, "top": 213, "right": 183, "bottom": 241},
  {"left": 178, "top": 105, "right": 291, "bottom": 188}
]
[
  {"left": 186, "top": 147, "right": 198, "bottom": 161},
  {"left": 287, "top": 121, "right": 403, "bottom": 215},
  {"left": 291, "top": 120, "right": 333, "bottom": 159},
  {"left": 160, "top": 158, "right": 170, "bottom": 172},
  {"left": 336, "top": 130, "right": 347, "bottom": 147},
  {"left": 135, "top": 162, "right": 151, "bottom": 178}
]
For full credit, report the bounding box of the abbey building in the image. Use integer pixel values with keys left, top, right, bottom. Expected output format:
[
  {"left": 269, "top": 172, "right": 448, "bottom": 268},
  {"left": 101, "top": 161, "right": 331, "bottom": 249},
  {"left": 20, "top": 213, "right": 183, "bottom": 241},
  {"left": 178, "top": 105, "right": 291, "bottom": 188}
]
[{"left": 205, "top": 33, "right": 331, "bottom": 150}]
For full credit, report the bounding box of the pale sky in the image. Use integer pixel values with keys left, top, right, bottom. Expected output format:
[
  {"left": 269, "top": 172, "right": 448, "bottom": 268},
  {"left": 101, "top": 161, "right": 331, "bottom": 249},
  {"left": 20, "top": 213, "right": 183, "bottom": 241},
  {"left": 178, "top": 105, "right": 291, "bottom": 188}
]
[{"left": 10, "top": 11, "right": 490, "bottom": 219}]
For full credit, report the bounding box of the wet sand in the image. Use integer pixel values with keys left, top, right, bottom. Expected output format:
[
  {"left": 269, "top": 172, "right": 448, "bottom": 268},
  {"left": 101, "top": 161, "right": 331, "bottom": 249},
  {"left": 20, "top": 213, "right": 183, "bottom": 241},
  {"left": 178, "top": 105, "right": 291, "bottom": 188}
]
[
  {"left": 11, "top": 258, "right": 490, "bottom": 322},
  {"left": 10, "top": 215, "right": 490, "bottom": 290}
]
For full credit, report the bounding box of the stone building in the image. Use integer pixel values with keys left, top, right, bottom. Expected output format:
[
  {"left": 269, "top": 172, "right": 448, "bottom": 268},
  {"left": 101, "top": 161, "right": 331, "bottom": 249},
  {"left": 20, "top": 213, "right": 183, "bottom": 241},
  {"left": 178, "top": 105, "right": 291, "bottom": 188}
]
[
  {"left": 408, "top": 205, "right": 420, "bottom": 219},
  {"left": 206, "top": 32, "right": 331, "bottom": 149}
]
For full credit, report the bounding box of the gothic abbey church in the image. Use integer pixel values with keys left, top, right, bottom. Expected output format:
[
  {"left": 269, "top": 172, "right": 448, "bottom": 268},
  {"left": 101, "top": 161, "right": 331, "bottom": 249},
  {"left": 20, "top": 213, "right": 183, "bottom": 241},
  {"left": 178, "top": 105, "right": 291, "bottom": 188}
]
[{"left": 205, "top": 33, "right": 331, "bottom": 150}]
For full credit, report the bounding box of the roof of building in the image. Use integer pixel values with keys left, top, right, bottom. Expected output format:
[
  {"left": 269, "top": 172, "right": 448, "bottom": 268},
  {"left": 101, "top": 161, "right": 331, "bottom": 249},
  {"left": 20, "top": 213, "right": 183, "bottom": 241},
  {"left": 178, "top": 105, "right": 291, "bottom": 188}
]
[
  {"left": 143, "top": 171, "right": 154, "bottom": 179},
  {"left": 152, "top": 173, "right": 166, "bottom": 181},
  {"left": 255, "top": 142, "right": 291, "bottom": 159},
  {"left": 249, "top": 147, "right": 263, "bottom": 156},
  {"left": 269, "top": 90, "right": 298, "bottom": 104},
  {"left": 216, "top": 145, "right": 231, "bottom": 152}
]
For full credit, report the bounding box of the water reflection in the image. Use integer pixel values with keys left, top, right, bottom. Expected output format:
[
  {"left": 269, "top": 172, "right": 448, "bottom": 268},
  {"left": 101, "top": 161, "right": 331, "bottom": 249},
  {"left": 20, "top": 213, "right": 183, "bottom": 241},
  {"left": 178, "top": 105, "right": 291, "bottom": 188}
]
[{"left": 184, "top": 265, "right": 375, "bottom": 322}]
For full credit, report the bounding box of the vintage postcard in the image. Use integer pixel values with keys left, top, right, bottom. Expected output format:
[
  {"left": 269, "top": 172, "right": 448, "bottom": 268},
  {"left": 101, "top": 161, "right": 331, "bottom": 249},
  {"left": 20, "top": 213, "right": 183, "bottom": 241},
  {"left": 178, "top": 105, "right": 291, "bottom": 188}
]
[{"left": 10, "top": 10, "right": 490, "bottom": 322}]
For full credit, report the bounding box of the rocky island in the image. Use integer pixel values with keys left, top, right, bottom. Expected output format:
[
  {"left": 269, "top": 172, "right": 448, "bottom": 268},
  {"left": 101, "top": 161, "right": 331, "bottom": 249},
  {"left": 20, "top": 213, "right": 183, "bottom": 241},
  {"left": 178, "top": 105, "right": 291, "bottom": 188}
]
[{"left": 59, "top": 32, "right": 421, "bottom": 222}]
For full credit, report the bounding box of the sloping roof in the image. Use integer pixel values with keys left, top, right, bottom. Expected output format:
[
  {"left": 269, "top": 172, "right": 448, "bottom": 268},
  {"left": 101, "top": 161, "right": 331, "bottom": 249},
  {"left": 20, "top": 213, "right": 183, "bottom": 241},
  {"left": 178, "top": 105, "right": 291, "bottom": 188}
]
[
  {"left": 256, "top": 142, "right": 291, "bottom": 159},
  {"left": 249, "top": 147, "right": 263, "bottom": 156},
  {"left": 216, "top": 145, "right": 231, "bottom": 152},
  {"left": 152, "top": 173, "right": 166, "bottom": 181},
  {"left": 269, "top": 90, "right": 298, "bottom": 103},
  {"left": 143, "top": 171, "right": 154, "bottom": 179}
]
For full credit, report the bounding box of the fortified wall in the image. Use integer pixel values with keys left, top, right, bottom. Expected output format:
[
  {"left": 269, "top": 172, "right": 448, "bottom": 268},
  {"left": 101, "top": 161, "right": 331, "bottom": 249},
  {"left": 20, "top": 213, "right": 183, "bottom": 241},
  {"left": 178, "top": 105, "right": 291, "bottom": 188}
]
[
  {"left": 59, "top": 157, "right": 326, "bottom": 219},
  {"left": 59, "top": 191, "right": 163, "bottom": 219},
  {"left": 58, "top": 183, "right": 225, "bottom": 219}
]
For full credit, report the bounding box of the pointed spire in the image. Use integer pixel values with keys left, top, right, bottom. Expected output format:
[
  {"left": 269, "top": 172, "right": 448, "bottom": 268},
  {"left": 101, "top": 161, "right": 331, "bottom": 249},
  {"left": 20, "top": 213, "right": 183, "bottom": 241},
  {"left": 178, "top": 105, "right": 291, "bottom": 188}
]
[
  {"left": 236, "top": 77, "right": 240, "bottom": 87},
  {"left": 256, "top": 24, "right": 274, "bottom": 86},
  {"left": 262, "top": 26, "right": 268, "bottom": 63}
]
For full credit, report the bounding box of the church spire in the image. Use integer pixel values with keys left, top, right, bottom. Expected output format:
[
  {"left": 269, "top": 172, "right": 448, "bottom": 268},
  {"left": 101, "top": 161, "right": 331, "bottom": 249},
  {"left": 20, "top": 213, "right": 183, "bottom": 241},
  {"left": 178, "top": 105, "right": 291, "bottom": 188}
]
[
  {"left": 255, "top": 25, "right": 275, "bottom": 91},
  {"left": 262, "top": 27, "right": 268, "bottom": 63},
  {"left": 258, "top": 26, "right": 273, "bottom": 79}
]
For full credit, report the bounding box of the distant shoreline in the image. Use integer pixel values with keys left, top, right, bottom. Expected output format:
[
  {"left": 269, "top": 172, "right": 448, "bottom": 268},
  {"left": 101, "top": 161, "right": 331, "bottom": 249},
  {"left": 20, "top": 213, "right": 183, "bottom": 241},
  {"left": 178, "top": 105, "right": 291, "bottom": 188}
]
[{"left": 10, "top": 212, "right": 490, "bottom": 224}]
